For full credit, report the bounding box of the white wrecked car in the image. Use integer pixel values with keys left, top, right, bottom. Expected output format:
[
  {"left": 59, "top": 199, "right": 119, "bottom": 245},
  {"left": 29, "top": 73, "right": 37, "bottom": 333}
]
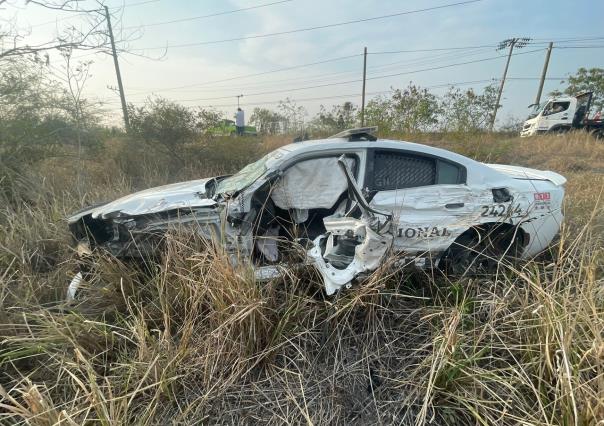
[{"left": 67, "top": 127, "right": 566, "bottom": 296}]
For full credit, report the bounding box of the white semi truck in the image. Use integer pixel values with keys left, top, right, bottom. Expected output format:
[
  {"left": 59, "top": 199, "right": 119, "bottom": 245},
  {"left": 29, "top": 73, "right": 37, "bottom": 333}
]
[{"left": 520, "top": 91, "right": 603, "bottom": 139}]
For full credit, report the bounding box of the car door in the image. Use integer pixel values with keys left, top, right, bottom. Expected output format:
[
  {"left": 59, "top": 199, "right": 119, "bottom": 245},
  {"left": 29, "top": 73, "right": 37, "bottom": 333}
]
[{"left": 363, "top": 148, "right": 475, "bottom": 256}]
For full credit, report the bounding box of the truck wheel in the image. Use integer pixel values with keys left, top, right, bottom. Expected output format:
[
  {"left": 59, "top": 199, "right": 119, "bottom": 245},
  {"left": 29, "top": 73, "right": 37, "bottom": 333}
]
[
  {"left": 547, "top": 126, "right": 568, "bottom": 136},
  {"left": 590, "top": 129, "right": 604, "bottom": 140}
]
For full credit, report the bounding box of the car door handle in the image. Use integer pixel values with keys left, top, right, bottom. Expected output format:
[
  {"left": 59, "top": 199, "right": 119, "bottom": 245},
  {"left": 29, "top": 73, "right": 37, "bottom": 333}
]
[{"left": 445, "top": 203, "right": 464, "bottom": 209}]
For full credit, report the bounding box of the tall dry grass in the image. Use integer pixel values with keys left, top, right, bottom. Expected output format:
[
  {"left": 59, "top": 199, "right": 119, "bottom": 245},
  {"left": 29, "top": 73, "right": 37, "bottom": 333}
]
[{"left": 1, "top": 132, "right": 603, "bottom": 424}]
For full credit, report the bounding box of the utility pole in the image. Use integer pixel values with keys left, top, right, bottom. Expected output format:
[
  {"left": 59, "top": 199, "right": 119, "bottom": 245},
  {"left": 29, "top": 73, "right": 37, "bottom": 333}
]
[
  {"left": 360, "top": 46, "right": 367, "bottom": 127},
  {"left": 104, "top": 6, "right": 129, "bottom": 131},
  {"left": 236, "top": 94, "right": 243, "bottom": 108},
  {"left": 490, "top": 37, "right": 531, "bottom": 131},
  {"left": 534, "top": 42, "right": 553, "bottom": 107}
]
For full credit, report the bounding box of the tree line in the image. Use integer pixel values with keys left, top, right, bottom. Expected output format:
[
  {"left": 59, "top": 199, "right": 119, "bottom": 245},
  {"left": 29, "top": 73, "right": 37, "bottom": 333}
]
[{"left": 2, "top": 54, "right": 603, "bottom": 180}]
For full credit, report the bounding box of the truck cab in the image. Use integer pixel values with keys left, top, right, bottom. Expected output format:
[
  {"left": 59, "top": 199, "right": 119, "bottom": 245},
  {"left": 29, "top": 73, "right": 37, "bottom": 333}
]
[{"left": 520, "top": 92, "right": 593, "bottom": 137}]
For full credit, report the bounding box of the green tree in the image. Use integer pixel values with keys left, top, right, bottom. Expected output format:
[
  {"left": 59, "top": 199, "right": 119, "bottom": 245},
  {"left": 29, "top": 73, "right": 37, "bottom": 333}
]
[
  {"left": 249, "top": 107, "right": 285, "bottom": 134},
  {"left": 312, "top": 101, "right": 358, "bottom": 132},
  {"left": 128, "top": 98, "right": 197, "bottom": 159},
  {"left": 360, "top": 84, "right": 440, "bottom": 133},
  {"left": 562, "top": 67, "right": 604, "bottom": 110},
  {"left": 277, "top": 98, "right": 307, "bottom": 133},
  {"left": 0, "top": 55, "right": 99, "bottom": 165},
  {"left": 0, "top": 55, "right": 103, "bottom": 200},
  {"left": 196, "top": 108, "right": 223, "bottom": 133},
  {"left": 127, "top": 97, "right": 221, "bottom": 161},
  {"left": 363, "top": 96, "right": 393, "bottom": 132},
  {"left": 439, "top": 84, "right": 499, "bottom": 132},
  {"left": 389, "top": 84, "right": 441, "bottom": 132}
]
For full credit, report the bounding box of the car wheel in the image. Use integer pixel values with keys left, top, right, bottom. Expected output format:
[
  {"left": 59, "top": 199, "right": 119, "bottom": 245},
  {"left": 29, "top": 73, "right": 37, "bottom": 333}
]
[{"left": 442, "top": 226, "right": 520, "bottom": 277}]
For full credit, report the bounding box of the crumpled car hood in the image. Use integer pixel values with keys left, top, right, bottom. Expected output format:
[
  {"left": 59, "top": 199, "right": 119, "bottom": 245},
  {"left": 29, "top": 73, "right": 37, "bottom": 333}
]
[{"left": 68, "top": 178, "right": 217, "bottom": 223}]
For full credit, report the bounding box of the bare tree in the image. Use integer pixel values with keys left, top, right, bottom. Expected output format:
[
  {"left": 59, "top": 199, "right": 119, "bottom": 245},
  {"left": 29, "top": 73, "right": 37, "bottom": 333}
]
[
  {"left": 58, "top": 47, "right": 94, "bottom": 193},
  {"left": 0, "top": 0, "right": 110, "bottom": 59}
]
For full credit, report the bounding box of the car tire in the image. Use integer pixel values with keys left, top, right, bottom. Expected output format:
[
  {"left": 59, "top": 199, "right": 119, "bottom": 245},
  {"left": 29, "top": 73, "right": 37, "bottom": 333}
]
[{"left": 441, "top": 226, "right": 521, "bottom": 277}]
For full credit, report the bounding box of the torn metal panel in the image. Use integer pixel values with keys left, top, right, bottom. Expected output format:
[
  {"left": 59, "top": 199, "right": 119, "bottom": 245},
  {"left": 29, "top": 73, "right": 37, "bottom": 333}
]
[
  {"left": 306, "top": 155, "right": 394, "bottom": 295},
  {"left": 308, "top": 218, "right": 393, "bottom": 295}
]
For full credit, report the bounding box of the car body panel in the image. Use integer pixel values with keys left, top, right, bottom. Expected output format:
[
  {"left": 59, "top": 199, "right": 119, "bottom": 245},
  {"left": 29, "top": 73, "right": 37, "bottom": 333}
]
[
  {"left": 68, "top": 178, "right": 216, "bottom": 222},
  {"left": 370, "top": 184, "right": 478, "bottom": 254}
]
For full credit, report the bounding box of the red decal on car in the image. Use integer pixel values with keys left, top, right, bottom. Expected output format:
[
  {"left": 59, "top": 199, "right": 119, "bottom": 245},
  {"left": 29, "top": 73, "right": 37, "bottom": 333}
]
[{"left": 534, "top": 192, "right": 551, "bottom": 201}]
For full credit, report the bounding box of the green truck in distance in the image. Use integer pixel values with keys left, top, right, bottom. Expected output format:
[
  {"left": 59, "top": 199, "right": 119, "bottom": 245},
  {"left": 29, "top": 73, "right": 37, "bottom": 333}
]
[{"left": 209, "top": 119, "right": 258, "bottom": 136}]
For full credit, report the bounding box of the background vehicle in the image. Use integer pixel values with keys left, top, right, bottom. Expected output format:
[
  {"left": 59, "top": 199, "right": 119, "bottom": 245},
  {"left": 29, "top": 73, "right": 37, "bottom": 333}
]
[
  {"left": 521, "top": 91, "right": 603, "bottom": 138},
  {"left": 209, "top": 119, "right": 258, "bottom": 136}
]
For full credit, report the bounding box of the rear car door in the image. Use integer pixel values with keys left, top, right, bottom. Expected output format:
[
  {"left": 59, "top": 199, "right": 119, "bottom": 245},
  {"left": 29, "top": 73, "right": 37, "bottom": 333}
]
[{"left": 363, "top": 148, "right": 474, "bottom": 257}]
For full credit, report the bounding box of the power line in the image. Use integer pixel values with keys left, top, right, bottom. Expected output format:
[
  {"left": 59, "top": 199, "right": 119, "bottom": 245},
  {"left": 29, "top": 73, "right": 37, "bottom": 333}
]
[
  {"left": 144, "top": 48, "right": 545, "bottom": 103},
  {"left": 113, "top": 0, "right": 162, "bottom": 7},
  {"left": 126, "top": 47, "right": 494, "bottom": 95},
  {"left": 555, "top": 45, "right": 604, "bottom": 49},
  {"left": 126, "top": 44, "right": 504, "bottom": 94},
  {"left": 105, "top": 79, "right": 495, "bottom": 107},
  {"left": 28, "top": 0, "right": 162, "bottom": 28},
  {"left": 507, "top": 77, "right": 564, "bottom": 80},
  {"left": 530, "top": 35, "right": 604, "bottom": 42},
  {"left": 128, "top": 54, "right": 364, "bottom": 92},
  {"left": 109, "top": 77, "right": 567, "bottom": 108},
  {"left": 130, "top": 0, "right": 484, "bottom": 51},
  {"left": 369, "top": 45, "right": 497, "bottom": 54},
  {"left": 490, "top": 37, "right": 531, "bottom": 130},
  {"left": 121, "top": 0, "right": 293, "bottom": 30},
  {"left": 101, "top": 76, "right": 566, "bottom": 109}
]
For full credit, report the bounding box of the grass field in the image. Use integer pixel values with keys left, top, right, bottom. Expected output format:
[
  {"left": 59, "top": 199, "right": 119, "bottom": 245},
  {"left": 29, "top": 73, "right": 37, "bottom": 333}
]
[{"left": 1, "top": 132, "right": 603, "bottom": 425}]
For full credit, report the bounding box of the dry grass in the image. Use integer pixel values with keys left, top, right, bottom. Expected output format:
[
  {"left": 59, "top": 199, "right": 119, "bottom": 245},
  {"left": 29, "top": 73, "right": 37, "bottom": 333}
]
[{"left": 1, "top": 132, "right": 603, "bottom": 425}]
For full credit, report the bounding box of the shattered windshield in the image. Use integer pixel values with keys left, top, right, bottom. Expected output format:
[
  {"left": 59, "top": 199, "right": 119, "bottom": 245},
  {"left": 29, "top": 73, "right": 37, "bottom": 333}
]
[{"left": 215, "top": 154, "right": 269, "bottom": 196}]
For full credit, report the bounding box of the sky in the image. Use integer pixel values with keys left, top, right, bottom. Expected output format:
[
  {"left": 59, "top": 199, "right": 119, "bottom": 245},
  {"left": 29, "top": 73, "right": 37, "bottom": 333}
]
[{"left": 2, "top": 0, "right": 604, "bottom": 127}]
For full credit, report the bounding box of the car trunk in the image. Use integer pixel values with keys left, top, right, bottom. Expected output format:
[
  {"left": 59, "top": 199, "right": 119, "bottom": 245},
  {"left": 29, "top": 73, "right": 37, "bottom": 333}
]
[{"left": 485, "top": 164, "right": 567, "bottom": 186}]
